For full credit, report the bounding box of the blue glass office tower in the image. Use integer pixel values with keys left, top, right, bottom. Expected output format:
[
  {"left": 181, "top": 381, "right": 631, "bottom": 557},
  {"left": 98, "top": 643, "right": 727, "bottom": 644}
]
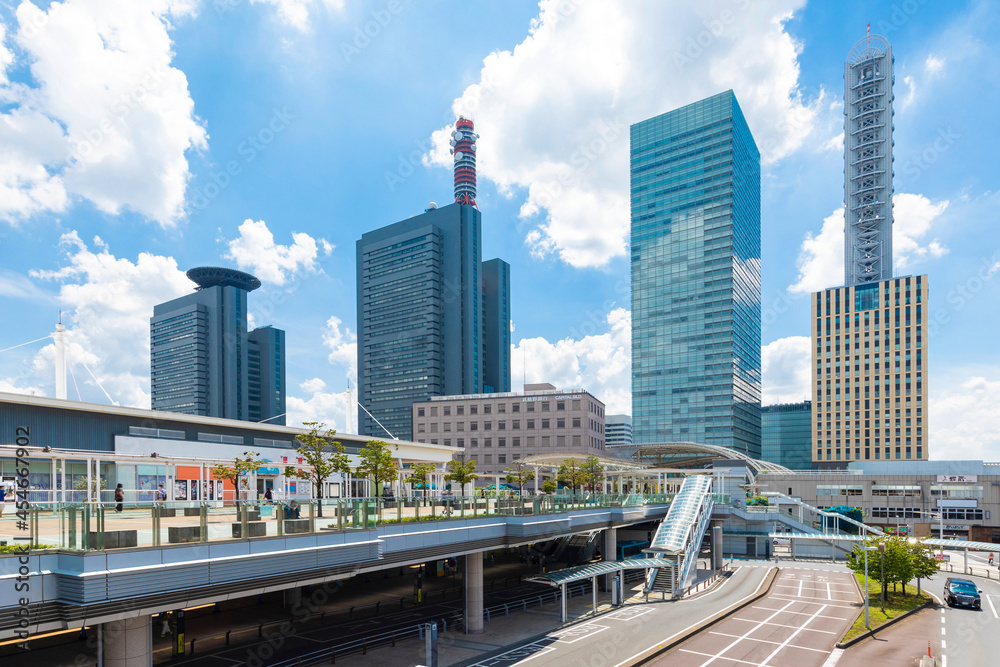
[
  {"left": 630, "top": 91, "right": 762, "bottom": 458},
  {"left": 357, "top": 203, "right": 510, "bottom": 440},
  {"left": 762, "top": 401, "right": 812, "bottom": 470},
  {"left": 150, "top": 267, "right": 285, "bottom": 424}
]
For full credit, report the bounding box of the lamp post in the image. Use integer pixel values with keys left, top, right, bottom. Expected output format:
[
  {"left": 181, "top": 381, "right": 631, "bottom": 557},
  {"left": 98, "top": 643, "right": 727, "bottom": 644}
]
[
  {"left": 863, "top": 545, "right": 878, "bottom": 629},
  {"left": 878, "top": 540, "right": 886, "bottom": 611}
]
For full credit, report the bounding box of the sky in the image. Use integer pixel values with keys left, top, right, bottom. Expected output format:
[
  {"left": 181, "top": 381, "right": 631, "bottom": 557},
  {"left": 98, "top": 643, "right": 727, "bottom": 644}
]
[{"left": 0, "top": 0, "right": 997, "bottom": 460}]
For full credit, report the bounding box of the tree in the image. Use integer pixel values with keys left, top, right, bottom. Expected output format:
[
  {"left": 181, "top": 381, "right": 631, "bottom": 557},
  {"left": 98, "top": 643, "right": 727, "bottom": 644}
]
[
  {"left": 907, "top": 539, "right": 939, "bottom": 593},
  {"left": 210, "top": 451, "right": 264, "bottom": 504},
  {"left": 580, "top": 456, "right": 606, "bottom": 493},
  {"left": 285, "top": 422, "right": 351, "bottom": 517},
  {"left": 557, "top": 459, "right": 586, "bottom": 494},
  {"left": 503, "top": 460, "right": 535, "bottom": 496},
  {"left": 405, "top": 463, "right": 437, "bottom": 497},
  {"left": 847, "top": 537, "right": 920, "bottom": 605},
  {"left": 541, "top": 478, "right": 558, "bottom": 494},
  {"left": 356, "top": 440, "right": 398, "bottom": 497},
  {"left": 444, "top": 453, "right": 478, "bottom": 496}
]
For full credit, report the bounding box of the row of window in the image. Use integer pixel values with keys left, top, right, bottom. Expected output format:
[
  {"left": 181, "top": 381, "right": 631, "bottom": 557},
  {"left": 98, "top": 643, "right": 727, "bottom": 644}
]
[
  {"left": 416, "top": 418, "right": 588, "bottom": 433},
  {"left": 417, "top": 435, "right": 605, "bottom": 450},
  {"left": 417, "top": 399, "right": 589, "bottom": 417},
  {"left": 868, "top": 507, "right": 986, "bottom": 521}
]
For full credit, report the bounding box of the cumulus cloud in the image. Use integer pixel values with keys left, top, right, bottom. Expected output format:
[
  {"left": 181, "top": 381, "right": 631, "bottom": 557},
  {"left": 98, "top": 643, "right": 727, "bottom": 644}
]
[
  {"left": 761, "top": 336, "right": 811, "bottom": 404},
  {"left": 512, "top": 307, "right": 631, "bottom": 414},
  {"left": 789, "top": 194, "right": 949, "bottom": 293},
  {"left": 424, "top": 0, "right": 822, "bottom": 268},
  {"left": 0, "top": 0, "right": 206, "bottom": 225},
  {"left": 932, "top": 374, "right": 1000, "bottom": 461},
  {"left": 899, "top": 74, "right": 917, "bottom": 110},
  {"left": 321, "top": 316, "right": 357, "bottom": 382},
  {"left": 27, "top": 231, "right": 192, "bottom": 406},
  {"left": 286, "top": 377, "right": 353, "bottom": 431},
  {"left": 223, "top": 219, "right": 333, "bottom": 287},
  {"left": 925, "top": 55, "right": 945, "bottom": 74},
  {"left": 249, "top": 0, "right": 345, "bottom": 31}
]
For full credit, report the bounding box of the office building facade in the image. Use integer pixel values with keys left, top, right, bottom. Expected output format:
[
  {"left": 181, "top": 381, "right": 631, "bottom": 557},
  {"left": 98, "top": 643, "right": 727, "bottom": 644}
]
[
  {"left": 761, "top": 402, "right": 812, "bottom": 471},
  {"left": 605, "top": 414, "right": 634, "bottom": 457},
  {"left": 150, "top": 267, "right": 285, "bottom": 424},
  {"left": 844, "top": 33, "right": 894, "bottom": 287},
  {"left": 411, "top": 383, "right": 606, "bottom": 485},
  {"left": 247, "top": 326, "right": 285, "bottom": 424},
  {"left": 630, "top": 90, "right": 762, "bottom": 458},
  {"left": 357, "top": 203, "right": 511, "bottom": 441},
  {"left": 811, "top": 275, "right": 928, "bottom": 468}
]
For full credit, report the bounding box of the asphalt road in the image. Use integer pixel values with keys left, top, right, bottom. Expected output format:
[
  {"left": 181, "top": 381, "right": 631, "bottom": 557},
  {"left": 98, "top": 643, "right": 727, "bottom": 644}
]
[
  {"left": 650, "top": 567, "right": 859, "bottom": 667},
  {"left": 460, "top": 565, "right": 772, "bottom": 667}
]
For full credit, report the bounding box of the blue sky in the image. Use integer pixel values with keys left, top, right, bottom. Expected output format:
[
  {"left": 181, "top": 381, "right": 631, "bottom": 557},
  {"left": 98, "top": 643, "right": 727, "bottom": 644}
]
[{"left": 1, "top": 0, "right": 997, "bottom": 459}]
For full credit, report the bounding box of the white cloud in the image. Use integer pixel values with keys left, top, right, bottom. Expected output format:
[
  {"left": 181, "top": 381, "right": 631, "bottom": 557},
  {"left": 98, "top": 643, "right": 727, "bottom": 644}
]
[
  {"left": 761, "top": 336, "right": 811, "bottom": 404},
  {"left": 1, "top": 0, "right": 205, "bottom": 225},
  {"left": 789, "top": 207, "right": 844, "bottom": 294},
  {"left": 893, "top": 193, "right": 949, "bottom": 270},
  {"left": 425, "top": 0, "right": 822, "bottom": 268},
  {"left": 0, "top": 378, "right": 46, "bottom": 396},
  {"left": 249, "top": 0, "right": 345, "bottom": 31},
  {"left": 512, "top": 307, "right": 631, "bottom": 414},
  {"left": 899, "top": 74, "right": 917, "bottom": 110},
  {"left": 286, "top": 377, "right": 353, "bottom": 431},
  {"left": 223, "top": 219, "right": 333, "bottom": 287},
  {"left": 932, "top": 374, "right": 1000, "bottom": 461},
  {"left": 27, "top": 231, "right": 192, "bottom": 407},
  {"left": 925, "top": 55, "right": 945, "bottom": 74},
  {"left": 789, "top": 194, "right": 949, "bottom": 293},
  {"left": 321, "top": 316, "right": 357, "bottom": 382}
]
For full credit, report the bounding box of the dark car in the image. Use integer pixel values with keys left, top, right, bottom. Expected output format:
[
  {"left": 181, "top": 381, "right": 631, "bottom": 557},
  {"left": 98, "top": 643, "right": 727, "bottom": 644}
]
[{"left": 943, "top": 578, "right": 982, "bottom": 609}]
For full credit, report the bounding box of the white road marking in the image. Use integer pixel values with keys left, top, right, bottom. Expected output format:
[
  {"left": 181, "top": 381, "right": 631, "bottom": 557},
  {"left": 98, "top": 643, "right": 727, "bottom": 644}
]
[
  {"left": 697, "top": 600, "right": 798, "bottom": 666},
  {"left": 752, "top": 607, "right": 851, "bottom": 620},
  {"left": 730, "top": 617, "right": 836, "bottom": 634},
  {"left": 941, "top": 627, "right": 946, "bottom": 635},
  {"left": 680, "top": 648, "right": 760, "bottom": 665},
  {"left": 798, "top": 580, "right": 804, "bottom": 597},
  {"left": 941, "top": 639, "right": 947, "bottom": 649},
  {"left": 988, "top": 594, "right": 999, "bottom": 619},
  {"left": 826, "top": 581, "right": 833, "bottom": 600},
  {"left": 759, "top": 604, "right": 829, "bottom": 667},
  {"left": 821, "top": 648, "right": 844, "bottom": 667},
  {"left": 767, "top": 595, "right": 857, "bottom": 609},
  {"left": 707, "top": 631, "right": 828, "bottom": 653}
]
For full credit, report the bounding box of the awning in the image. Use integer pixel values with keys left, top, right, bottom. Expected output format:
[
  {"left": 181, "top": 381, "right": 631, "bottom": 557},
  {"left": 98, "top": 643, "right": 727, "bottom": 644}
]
[
  {"left": 921, "top": 538, "right": 1000, "bottom": 552},
  {"left": 527, "top": 557, "right": 677, "bottom": 587},
  {"left": 768, "top": 532, "right": 867, "bottom": 542}
]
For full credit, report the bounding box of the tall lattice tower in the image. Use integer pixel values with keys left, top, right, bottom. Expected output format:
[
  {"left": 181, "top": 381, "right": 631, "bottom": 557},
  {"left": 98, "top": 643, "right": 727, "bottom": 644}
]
[
  {"left": 844, "top": 31, "right": 894, "bottom": 286},
  {"left": 450, "top": 117, "right": 479, "bottom": 207}
]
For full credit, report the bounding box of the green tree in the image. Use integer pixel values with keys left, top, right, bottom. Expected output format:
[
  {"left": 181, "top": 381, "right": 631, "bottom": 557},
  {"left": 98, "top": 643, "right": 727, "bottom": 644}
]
[
  {"left": 907, "top": 539, "right": 939, "bottom": 592},
  {"left": 444, "top": 453, "right": 478, "bottom": 496},
  {"left": 405, "top": 463, "right": 437, "bottom": 497},
  {"left": 541, "top": 478, "right": 558, "bottom": 494},
  {"left": 356, "top": 440, "right": 398, "bottom": 497},
  {"left": 285, "top": 422, "right": 352, "bottom": 517},
  {"left": 557, "top": 459, "right": 586, "bottom": 494},
  {"left": 580, "top": 456, "right": 606, "bottom": 493},
  {"left": 847, "top": 537, "right": 919, "bottom": 607},
  {"left": 210, "top": 451, "right": 263, "bottom": 504},
  {"left": 503, "top": 460, "right": 535, "bottom": 495}
]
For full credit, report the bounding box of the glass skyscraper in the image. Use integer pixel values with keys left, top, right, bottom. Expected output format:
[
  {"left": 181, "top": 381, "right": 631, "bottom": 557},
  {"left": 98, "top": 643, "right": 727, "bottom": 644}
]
[
  {"left": 630, "top": 90, "right": 762, "bottom": 458},
  {"left": 761, "top": 401, "right": 813, "bottom": 470}
]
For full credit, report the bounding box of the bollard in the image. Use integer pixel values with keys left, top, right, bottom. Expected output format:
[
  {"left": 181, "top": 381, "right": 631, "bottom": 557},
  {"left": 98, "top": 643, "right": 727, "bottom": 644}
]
[
  {"left": 362, "top": 639, "right": 367, "bottom": 655},
  {"left": 258, "top": 624, "right": 263, "bottom": 638},
  {"left": 504, "top": 604, "right": 509, "bottom": 617},
  {"left": 331, "top": 648, "right": 336, "bottom": 663},
  {"left": 225, "top": 631, "right": 231, "bottom": 645},
  {"left": 376, "top": 601, "right": 381, "bottom": 614},
  {"left": 190, "top": 638, "right": 196, "bottom": 654},
  {"left": 523, "top": 600, "right": 527, "bottom": 612},
  {"left": 485, "top": 608, "right": 491, "bottom": 623}
]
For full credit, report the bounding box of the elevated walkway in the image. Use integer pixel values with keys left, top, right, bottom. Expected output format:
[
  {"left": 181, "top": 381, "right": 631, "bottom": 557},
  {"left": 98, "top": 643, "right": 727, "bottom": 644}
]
[{"left": 643, "top": 475, "right": 715, "bottom": 599}]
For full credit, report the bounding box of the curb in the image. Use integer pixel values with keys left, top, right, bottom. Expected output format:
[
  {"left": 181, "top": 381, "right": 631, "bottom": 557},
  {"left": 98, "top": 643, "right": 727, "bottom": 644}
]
[
  {"left": 836, "top": 596, "right": 935, "bottom": 649},
  {"left": 629, "top": 567, "right": 780, "bottom": 665}
]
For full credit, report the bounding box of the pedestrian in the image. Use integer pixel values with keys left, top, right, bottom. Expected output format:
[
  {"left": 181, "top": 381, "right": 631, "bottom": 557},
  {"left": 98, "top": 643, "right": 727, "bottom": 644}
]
[
  {"left": 489, "top": 552, "right": 495, "bottom": 567},
  {"left": 160, "top": 613, "right": 172, "bottom": 637},
  {"left": 155, "top": 483, "right": 167, "bottom": 504},
  {"left": 264, "top": 487, "right": 273, "bottom": 505},
  {"left": 990, "top": 553, "right": 995, "bottom": 566},
  {"left": 0, "top": 483, "right": 6, "bottom": 517},
  {"left": 114, "top": 483, "right": 124, "bottom": 513}
]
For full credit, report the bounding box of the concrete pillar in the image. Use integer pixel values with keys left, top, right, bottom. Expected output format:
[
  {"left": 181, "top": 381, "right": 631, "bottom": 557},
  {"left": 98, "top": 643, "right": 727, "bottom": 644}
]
[
  {"left": 465, "top": 552, "right": 484, "bottom": 634},
  {"left": 603, "top": 528, "right": 617, "bottom": 590},
  {"left": 286, "top": 586, "right": 302, "bottom": 608},
  {"left": 712, "top": 525, "right": 723, "bottom": 570},
  {"left": 103, "top": 616, "right": 152, "bottom": 667}
]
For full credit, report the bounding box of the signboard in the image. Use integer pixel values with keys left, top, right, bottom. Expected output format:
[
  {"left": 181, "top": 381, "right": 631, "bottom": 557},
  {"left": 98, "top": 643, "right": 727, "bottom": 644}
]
[
  {"left": 882, "top": 525, "right": 910, "bottom": 535},
  {"left": 934, "top": 554, "right": 951, "bottom": 562},
  {"left": 945, "top": 524, "right": 968, "bottom": 531},
  {"left": 938, "top": 499, "right": 977, "bottom": 508},
  {"left": 521, "top": 394, "right": 582, "bottom": 402},
  {"left": 937, "top": 474, "right": 978, "bottom": 483}
]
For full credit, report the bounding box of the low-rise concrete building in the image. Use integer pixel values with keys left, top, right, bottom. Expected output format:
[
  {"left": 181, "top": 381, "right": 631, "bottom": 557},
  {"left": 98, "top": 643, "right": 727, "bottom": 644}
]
[{"left": 411, "top": 382, "right": 606, "bottom": 485}]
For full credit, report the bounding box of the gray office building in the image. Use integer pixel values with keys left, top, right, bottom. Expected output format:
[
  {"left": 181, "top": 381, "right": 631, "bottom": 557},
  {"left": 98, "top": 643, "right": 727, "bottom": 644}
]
[
  {"left": 150, "top": 267, "right": 285, "bottom": 424},
  {"left": 357, "top": 203, "right": 511, "bottom": 441},
  {"left": 761, "top": 401, "right": 812, "bottom": 471},
  {"left": 630, "top": 91, "right": 762, "bottom": 458},
  {"left": 605, "top": 414, "right": 634, "bottom": 458}
]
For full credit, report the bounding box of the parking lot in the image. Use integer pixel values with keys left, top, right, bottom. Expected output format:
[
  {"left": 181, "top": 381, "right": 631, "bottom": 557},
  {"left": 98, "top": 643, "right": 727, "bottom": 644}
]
[{"left": 652, "top": 568, "right": 860, "bottom": 666}]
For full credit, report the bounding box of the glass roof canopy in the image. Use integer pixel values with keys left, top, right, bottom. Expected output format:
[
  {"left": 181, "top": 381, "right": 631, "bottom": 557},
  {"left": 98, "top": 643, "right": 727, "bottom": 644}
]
[
  {"left": 650, "top": 475, "right": 714, "bottom": 552},
  {"left": 527, "top": 557, "right": 678, "bottom": 587}
]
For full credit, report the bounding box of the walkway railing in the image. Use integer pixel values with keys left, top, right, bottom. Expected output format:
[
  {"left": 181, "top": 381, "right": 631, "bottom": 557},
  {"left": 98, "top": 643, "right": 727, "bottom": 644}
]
[{"left": 1, "top": 493, "right": 673, "bottom": 553}]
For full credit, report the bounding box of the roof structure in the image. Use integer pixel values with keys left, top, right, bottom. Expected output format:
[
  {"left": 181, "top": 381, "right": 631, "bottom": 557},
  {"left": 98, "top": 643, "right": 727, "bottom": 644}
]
[
  {"left": 632, "top": 442, "right": 793, "bottom": 475},
  {"left": 516, "top": 452, "right": 646, "bottom": 472},
  {"left": 527, "top": 557, "right": 677, "bottom": 587},
  {"left": 186, "top": 266, "right": 262, "bottom": 292}
]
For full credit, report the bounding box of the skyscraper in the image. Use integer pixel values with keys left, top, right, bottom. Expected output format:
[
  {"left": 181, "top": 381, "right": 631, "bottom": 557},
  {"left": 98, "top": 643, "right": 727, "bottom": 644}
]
[
  {"left": 844, "top": 33, "right": 894, "bottom": 286},
  {"left": 761, "top": 401, "right": 812, "bottom": 470},
  {"left": 630, "top": 91, "right": 762, "bottom": 458},
  {"left": 150, "top": 267, "right": 285, "bottom": 423},
  {"left": 356, "top": 119, "right": 510, "bottom": 441},
  {"left": 482, "top": 258, "right": 511, "bottom": 394}
]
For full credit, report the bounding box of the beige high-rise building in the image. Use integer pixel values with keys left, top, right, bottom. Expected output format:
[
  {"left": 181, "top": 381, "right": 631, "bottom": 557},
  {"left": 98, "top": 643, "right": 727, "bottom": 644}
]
[{"left": 811, "top": 275, "right": 928, "bottom": 469}]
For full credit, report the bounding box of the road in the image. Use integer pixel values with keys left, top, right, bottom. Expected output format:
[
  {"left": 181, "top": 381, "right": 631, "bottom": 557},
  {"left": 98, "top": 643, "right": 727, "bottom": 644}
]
[
  {"left": 460, "top": 565, "right": 772, "bottom": 667},
  {"left": 650, "top": 567, "right": 859, "bottom": 667}
]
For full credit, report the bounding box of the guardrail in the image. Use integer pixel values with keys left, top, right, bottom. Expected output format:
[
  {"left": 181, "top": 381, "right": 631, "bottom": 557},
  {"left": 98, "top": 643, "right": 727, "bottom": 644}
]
[{"left": 681, "top": 563, "right": 732, "bottom": 597}]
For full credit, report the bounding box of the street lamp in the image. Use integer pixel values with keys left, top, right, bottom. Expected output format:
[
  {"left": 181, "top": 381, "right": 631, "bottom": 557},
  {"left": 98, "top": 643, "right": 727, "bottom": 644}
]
[
  {"left": 879, "top": 540, "right": 886, "bottom": 611},
  {"left": 863, "top": 544, "right": 879, "bottom": 629}
]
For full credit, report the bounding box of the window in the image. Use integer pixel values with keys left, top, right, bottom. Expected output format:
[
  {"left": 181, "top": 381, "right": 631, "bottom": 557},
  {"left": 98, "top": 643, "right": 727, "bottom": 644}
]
[
  {"left": 457, "top": 406, "right": 464, "bottom": 415},
  {"left": 557, "top": 419, "right": 565, "bottom": 428},
  {"left": 443, "top": 406, "right": 451, "bottom": 416},
  {"left": 572, "top": 435, "right": 581, "bottom": 447},
  {"left": 443, "top": 423, "right": 451, "bottom": 432},
  {"left": 542, "top": 436, "right": 550, "bottom": 447},
  {"left": 470, "top": 422, "right": 479, "bottom": 431},
  {"left": 470, "top": 405, "right": 478, "bottom": 415},
  {"left": 816, "top": 484, "right": 863, "bottom": 496},
  {"left": 557, "top": 435, "right": 566, "bottom": 447},
  {"left": 498, "top": 455, "right": 507, "bottom": 465},
  {"left": 512, "top": 437, "right": 520, "bottom": 447},
  {"left": 444, "top": 439, "right": 451, "bottom": 446},
  {"left": 417, "top": 408, "right": 425, "bottom": 417},
  {"left": 484, "top": 454, "right": 493, "bottom": 465},
  {"left": 484, "top": 405, "right": 492, "bottom": 414},
  {"left": 484, "top": 422, "right": 493, "bottom": 431},
  {"left": 527, "top": 403, "right": 535, "bottom": 412},
  {"left": 498, "top": 420, "right": 506, "bottom": 430},
  {"left": 512, "top": 404, "right": 520, "bottom": 413},
  {"left": 871, "top": 485, "right": 920, "bottom": 497},
  {"left": 430, "top": 407, "right": 438, "bottom": 417},
  {"left": 572, "top": 400, "right": 581, "bottom": 410},
  {"left": 930, "top": 484, "right": 983, "bottom": 499},
  {"left": 484, "top": 438, "right": 492, "bottom": 448},
  {"left": 572, "top": 418, "right": 581, "bottom": 428},
  {"left": 430, "top": 423, "right": 438, "bottom": 433},
  {"left": 417, "top": 423, "right": 426, "bottom": 433},
  {"left": 457, "top": 422, "right": 465, "bottom": 431},
  {"left": 541, "top": 419, "right": 550, "bottom": 429},
  {"left": 498, "top": 437, "right": 506, "bottom": 447},
  {"left": 527, "top": 419, "right": 535, "bottom": 429},
  {"left": 512, "top": 420, "right": 521, "bottom": 429},
  {"left": 497, "top": 404, "right": 506, "bottom": 413},
  {"left": 527, "top": 436, "right": 535, "bottom": 447},
  {"left": 557, "top": 402, "right": 565, "bottom": 411},
  {"left": 471, "top": 438, "right": 478, "bottom": 448},
  {"left": 541, "top": 402, "right": 550, "bottom": 411}
]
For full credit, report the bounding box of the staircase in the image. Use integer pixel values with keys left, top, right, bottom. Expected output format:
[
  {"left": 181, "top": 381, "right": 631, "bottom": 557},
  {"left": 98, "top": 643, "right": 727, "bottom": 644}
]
[{"left": 644, "top": 475, "right": 715, "bottom": 599}]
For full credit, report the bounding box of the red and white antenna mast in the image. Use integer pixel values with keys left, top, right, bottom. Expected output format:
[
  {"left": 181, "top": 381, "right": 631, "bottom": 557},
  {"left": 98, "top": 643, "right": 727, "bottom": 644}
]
[{"left": 450, "top": 117, "right": 478, "bottom": 208}]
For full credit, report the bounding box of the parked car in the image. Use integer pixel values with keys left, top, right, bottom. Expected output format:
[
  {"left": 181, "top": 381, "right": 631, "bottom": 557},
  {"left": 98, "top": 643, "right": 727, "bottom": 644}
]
[{"left": 943, "top": 577, "right": 982, "bottom": 609}]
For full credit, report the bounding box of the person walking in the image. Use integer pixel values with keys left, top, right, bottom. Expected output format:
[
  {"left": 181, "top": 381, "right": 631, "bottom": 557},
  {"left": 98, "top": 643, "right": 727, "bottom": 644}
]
[
  {"left": 990, "top": 553, "right": 994, "bottom": 566},
  {"left": 160, "top": 612, "right": 172, "bottom": 637},
  {"left": 264, "top": 487, "right": 273, "bottom": 505},
  {"left": 0, "top": 483, "right": 7, "bottom": 517},
  {"left": 114, "top": 483, "right": 124, "bottom": 513},
  {"left": 155, "top": 483, "right": 167, "bottom": 504}
]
